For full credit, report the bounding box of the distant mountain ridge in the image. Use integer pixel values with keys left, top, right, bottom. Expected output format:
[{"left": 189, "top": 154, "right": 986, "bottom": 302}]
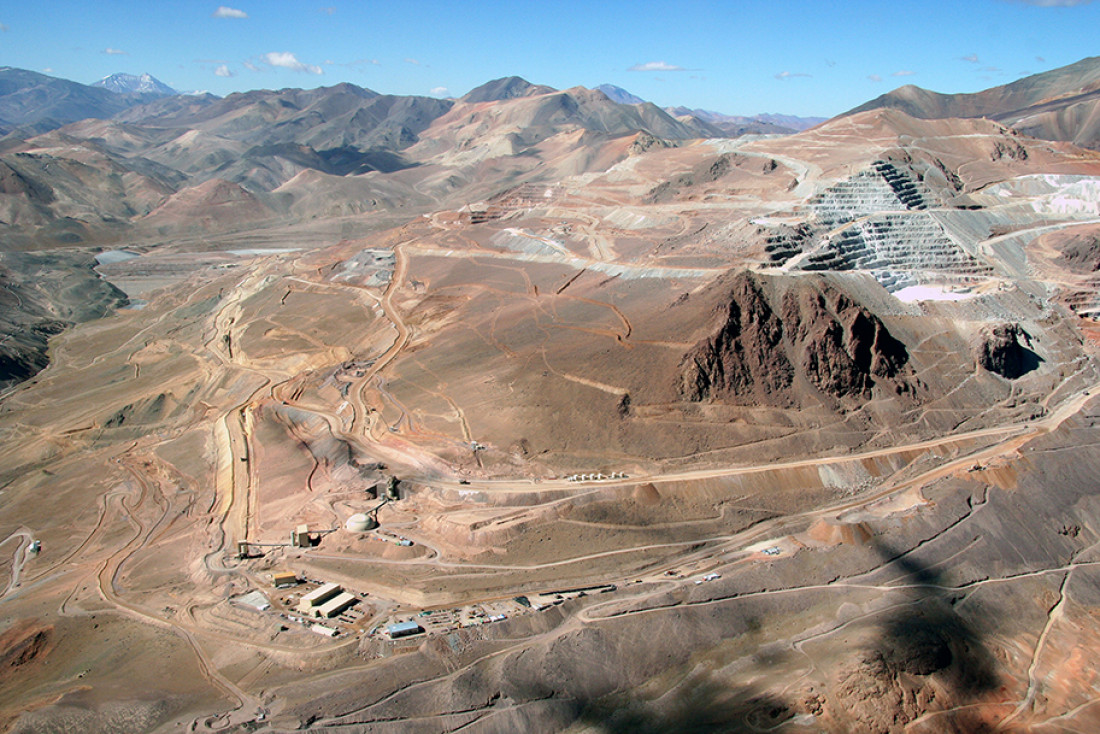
[
  {"left": 665, "top": 106, "right": 825, "bottom": 135},
  {"left": 462, "top": 76, "right": 556, "bottom": 104},
  {"left": 596, "top": 84, "right": 646, "bottom": 105},
  {"left": 1, "top": 67, "right": 819, "bottom": 145},
  {"left": 0, "top": 67, "right": 139, "bottom": 136},
  {"left": 597, "top": 83, "right": 825, "bottom": 133},
  {"left": 94, "top": 72, "right": 177, "bottom": 97},
  {"left": 845, "top": 55, "right": 1100, "bottom": 149},
  {"left": 0, "top": 72, "right": 741, "bottom": 247},
  {"left": 6, "top": 58, "right": 1100, "bottom": 252}
]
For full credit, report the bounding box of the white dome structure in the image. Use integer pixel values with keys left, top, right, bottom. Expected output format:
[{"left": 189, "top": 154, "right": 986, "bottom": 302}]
[{"left": 345, "top": 513, "right": 374, "bottom": 532}]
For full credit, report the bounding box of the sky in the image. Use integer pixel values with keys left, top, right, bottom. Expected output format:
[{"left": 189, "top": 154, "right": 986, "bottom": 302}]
[{"left": 0, "top": 0, "right": 1098, "bottom": 117}]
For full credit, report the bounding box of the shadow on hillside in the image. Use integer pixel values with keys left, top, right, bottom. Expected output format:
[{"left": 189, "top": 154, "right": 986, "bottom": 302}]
[
  {"left": 1014, "top": 345, "right": 1043, "bottom": 378},
  {"left": 563, "top": 538, "right": 1001, "bottom": 733},
  {"left": 870, "top": 540, "right": 999, "bottom": 695},
  {"left": 574, "top": 674, "right": 794, "bottom": 734}
]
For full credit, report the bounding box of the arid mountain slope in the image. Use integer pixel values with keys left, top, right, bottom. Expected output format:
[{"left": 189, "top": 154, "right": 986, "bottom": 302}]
[
  {"left": 847, "top": 55, "right": 1100, "bottom": 149},
  {"left": 0, "top": 251, "right": 127, "bottom": 388},
  {"left": 461, "top": 76, "right": 556, "bottom": 103},
  {"left": 0, "top": 77, "right": 747, "bottom": 248},
  {"left": 0, "top": 67, "right": 156, "bottom": 136}
]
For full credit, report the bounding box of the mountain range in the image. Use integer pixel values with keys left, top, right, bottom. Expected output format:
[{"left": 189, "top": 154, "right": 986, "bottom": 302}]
[
  {"left": 847, "top": 54, "right": 1100, "bottom": 149},
  {"left": 1, "top": 59, "right": 1099, "bottom": 254},
  {"left": 597, "top": 83, "right": 825, "bottom": 133},
  {"left": 5, "top": 53, "right": 1100, "bottom": 734}
]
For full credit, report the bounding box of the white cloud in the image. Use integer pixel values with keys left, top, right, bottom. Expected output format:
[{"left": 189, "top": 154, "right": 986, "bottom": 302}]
[
  {"left": 1036, "top": 55, "right": 1046, "bottom": 62},
  {"left": 982, "top": 65, "right": 1002, "bottom": 73},
  {"left": 892, "top": 70, "right": 916, "bottom": 76},
  {"left": 404, "top": 58, "right": 420, "bottom": 65},
  {"left": 628, "top": 61, "right": 686, "bottom": 72},
  {"left": 261, "top": 51, "right": 323, "bottom": 74},
  {"left": 215, "top": 64, "right": 233, "bottom": 77},
  {"left": 961, "top": 53, "right": 979, "bottom": 63},
  {"left": 212, "top": 6, "right": 248, "bottom": 18},
  {"left": 0, "top": 22, "right": 8, "bottom": 32},
  {"left": 243, "top": 60, "right": 260, "bottom": 72},
  {"left": 430, "top": 86, "right": 449, "bottom": 96},
  {"left": 868, "top": 74, "right": 883, "bottom": 82},
  {"left": 43, "top": 67, "right": 53, "bottom": 73},
  {"left": 104, "top": 47, "right": 127, "bottom": 55},
  {"left": 774, "top": 70, "right": 811, "bottom": 80},
  {"left": 319, "top": 6, "right": 336, "bottom": 14}
]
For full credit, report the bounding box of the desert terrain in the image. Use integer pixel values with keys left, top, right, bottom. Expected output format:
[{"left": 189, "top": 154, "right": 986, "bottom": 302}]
[{"left": 4, "top": 62, "right": 1100, "bottom": 732}]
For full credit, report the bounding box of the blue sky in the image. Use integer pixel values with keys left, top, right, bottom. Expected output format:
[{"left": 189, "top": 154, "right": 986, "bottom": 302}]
[{"left": 0, "top": 0, "right": 1097, "bottom": 116}]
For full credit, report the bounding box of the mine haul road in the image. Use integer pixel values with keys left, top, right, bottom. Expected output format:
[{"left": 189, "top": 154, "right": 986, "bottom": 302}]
[{"left": 425, "top": 379, "right": 1099, "bottom": 496}]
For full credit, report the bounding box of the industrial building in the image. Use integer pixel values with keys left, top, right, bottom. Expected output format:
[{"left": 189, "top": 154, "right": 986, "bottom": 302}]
[
  {"left": 345, "top": 513, "right": 373, "bottom": 532},
  {"left": 297, "top": 582, "right": 341, "bottom": 614},
  {"left": 313, "top": 591, "right": 357, "bottom": 619},
  {"left": 272, "top": 571, "right": 298, "bottom": 588},
  {"left": 291, "top": 524, "right": 311, "bottom": 548},
  {"left": 235, "top": 590, "right": 271, "bottom": 612},
  {"left": 387, "top": 620, "right": 423, "bottom": 639}
]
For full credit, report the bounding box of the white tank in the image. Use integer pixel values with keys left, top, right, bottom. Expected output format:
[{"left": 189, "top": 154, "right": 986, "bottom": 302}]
[{"left": 345, "top": 513, "right": 373, "bottom": 532}]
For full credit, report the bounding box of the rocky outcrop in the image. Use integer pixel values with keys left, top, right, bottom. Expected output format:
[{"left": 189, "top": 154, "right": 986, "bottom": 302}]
[
  {"left": 628, "top": 132, "right": 675, "bottom": 155},
  {"left": 679, "top": 272, "right": 910, "bottom": 406},
  {"left": 976, "top": 323, "right": 1035, "bottom": 379},
  {"left": 1051, "top": 223, "right": 1100, "bottom": 272},
  {"left": 678, "top": 272, "right": 793, "bottom": 405},
  {"left": 783, "top": 287, "right": 908, "bottom": 399}
]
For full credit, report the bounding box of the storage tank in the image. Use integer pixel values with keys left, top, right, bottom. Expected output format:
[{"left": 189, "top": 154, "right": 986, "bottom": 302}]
[{"left": 345, "top": 513, "right": 375, "bottom": 532}]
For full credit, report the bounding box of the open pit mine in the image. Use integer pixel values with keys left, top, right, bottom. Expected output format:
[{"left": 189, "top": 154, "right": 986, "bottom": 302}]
[{"left": 4, "top": 61, "right": 1100, "bottom": 733}]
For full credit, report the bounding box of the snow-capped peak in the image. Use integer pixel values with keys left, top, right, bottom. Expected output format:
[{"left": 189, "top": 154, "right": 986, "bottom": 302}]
[{"left": 93, "top": 72, "right": 177, "bottom": 97}]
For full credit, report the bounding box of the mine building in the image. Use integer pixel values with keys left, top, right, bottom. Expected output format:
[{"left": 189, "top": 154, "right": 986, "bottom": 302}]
[
  {"left": 236, "top": 590, "right": 271, "bottom": 612},
  {"left": 313, "top": 591, "right": 357, "bottom": 619},
  {"left": 297, "top": 582, "right": 341, "bottom": 614},
  {"left": 386, "top": 620, "right": 423, "bottom": 639},
  {"left": 272, "top": 571, "right": 298, "bottom": 588},
  {"left": 345, "top": 513, "right": 372, "bottom": 532},
  {"left": 291, "top": 524, "right": 311, "bottom": 547}
]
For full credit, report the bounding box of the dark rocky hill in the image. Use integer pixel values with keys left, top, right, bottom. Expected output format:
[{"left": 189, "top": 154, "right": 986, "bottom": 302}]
[{"left": 679, "top": 271, "right": 909, "bottom": 407}]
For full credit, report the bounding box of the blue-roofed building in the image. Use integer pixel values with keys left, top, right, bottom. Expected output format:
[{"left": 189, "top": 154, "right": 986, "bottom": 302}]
[{"left": 386, "top": 620, "right": 423, "bottom": 639}]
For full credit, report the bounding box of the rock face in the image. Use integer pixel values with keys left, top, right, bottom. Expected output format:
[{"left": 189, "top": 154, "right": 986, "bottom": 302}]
[
  {"left": 679, "top": 272, "right": 909, "bottom": 405},
  {"left": 679, "top": 272, "right": 793, "bottom": 405},
  {"left": 976, "top": 323, "right": 1034, "bottom": 379},
  {"left": 783, "top": 286, "right": 908, "bottom": 399}
]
